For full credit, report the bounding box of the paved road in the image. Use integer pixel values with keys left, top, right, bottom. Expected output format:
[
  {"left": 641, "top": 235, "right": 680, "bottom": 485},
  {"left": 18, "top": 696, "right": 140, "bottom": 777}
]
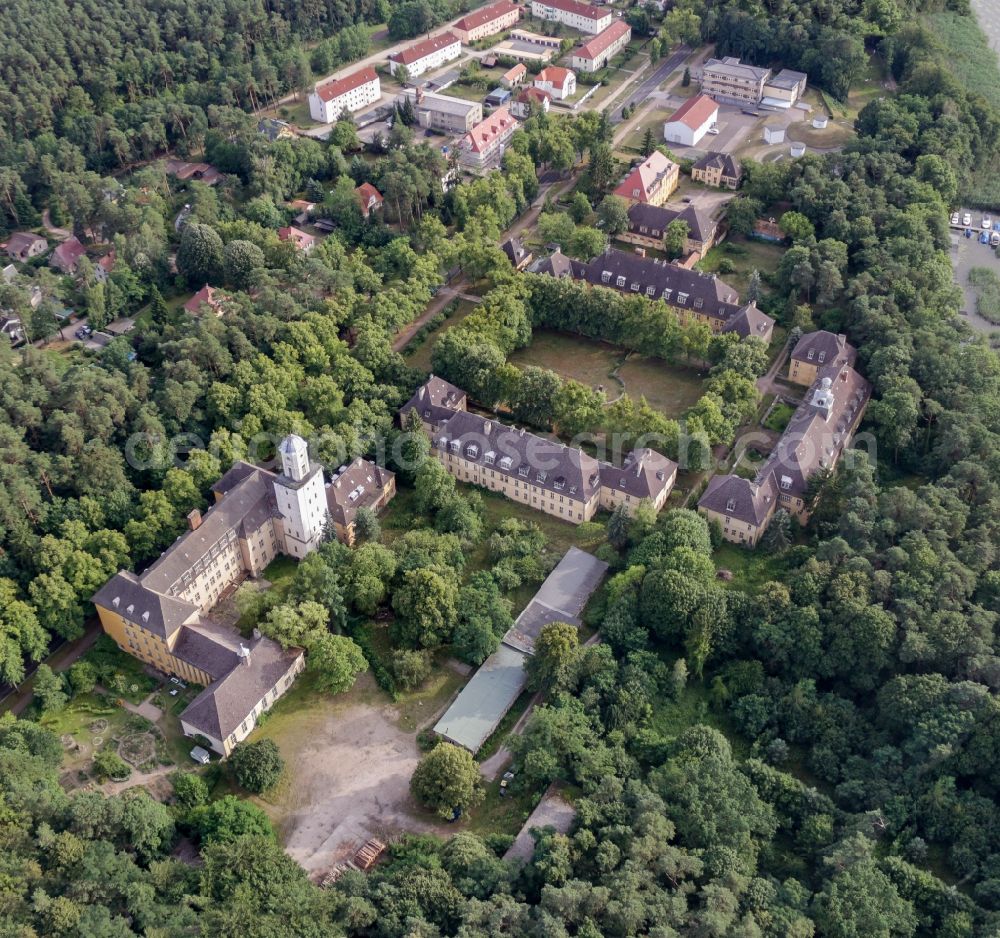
[{"left": 608, "top": 46, "right": 690, "bottom": 124}]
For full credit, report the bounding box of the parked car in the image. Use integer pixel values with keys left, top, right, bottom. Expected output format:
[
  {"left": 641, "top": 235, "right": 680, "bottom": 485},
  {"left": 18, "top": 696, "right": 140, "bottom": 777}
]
[
  {"left": 966, "top": 228, "right": 974, "bottom": 238},
  {"left": 991, "top": 231, "right": 1000, "bottom": 247},
  {"left": 984, "top": 216, "right": 992, "bottom": 229},
  {"left": 979, "top": 231, "right": 990, "bottom": 244},
  {"left": 963, "top": 212, "right": 972, "bottom": 226},
  {"left": 951, "top": 212, "right": 960, "bottom": 226},
  {"left": 74, "top": 326, "right": 91, "bottom": 340}
]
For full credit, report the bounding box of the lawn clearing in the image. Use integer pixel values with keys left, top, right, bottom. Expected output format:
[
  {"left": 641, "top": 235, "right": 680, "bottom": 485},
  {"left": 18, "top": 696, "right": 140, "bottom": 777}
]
[
  {"left": 698, "top": 235, "right": 786, "bottom": 298},
  {"left": 510, "top": 330, "right": 622, "bottom": 390},
  {"left": 405, "top": 299, "right": 479, "bottom": 372},
  {"left": 762, "top": 401, "right": 796, "bottom": 433},
  {"left": 712, "top": 542, "right": 786, "bottom": 593},
  {"left": 968, "top": 267, "right": 1000, "bottom": 325},
  {"left": 618, "top": 356, "right": 704, "bottom": 418}
]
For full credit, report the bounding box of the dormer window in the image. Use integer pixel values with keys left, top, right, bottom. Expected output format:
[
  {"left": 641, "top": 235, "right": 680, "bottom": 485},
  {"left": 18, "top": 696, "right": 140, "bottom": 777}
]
[
  {"left": 619, "top": 477, "right": 627, "bottom": 487},
  {"left": 601, "top": 270, "right": 611, "bottom": 283},
  {"left": 677, "top": 292, "right": 688, "bottom": 305},
  {"left": 553, "top": 479, "right": 565, "bottom": 491},
  {"left": 807, "top": 349, "right": 815, "bottom": 360},
  {"left": 518, "top": 465, "right": 529, "bottom": 477},
  {"left": 780, "top": 476, "right": 792, "bottom": 491},
  {"left": 484, "top": 451, "right": 495, "bottom": 465},
  {"left": 537, "top": 471, "right": 547, "bottom": 483},
  {"left": 662, "top": 288, "right": 673, "bottom": 301},
  {"left": 639, "top": 225, "right": 648, "bottom": 234},
  {"left": 726, "top": 498, "right": 736, "bottom": 512},
  {"left": 818, "top": 351, "right": 826, "bottom": 363},
  {"left": 449, "top": 440, "right": 460, "bottom": 453},
  {"left": 646, "top": 286, "right": 655, "bottom": 296},
  {"left": 500, "top": 456, "right": 513, "bottom": 471},
  {"left": 694, "top": 297, "right": 704, "bottom": 309},
  {"left": 616, "top": 275, "right": 626, "bottom": 287},
  {"left": 465, "top": 444, "right": 479, "bottom": 459},
  {"left": 630, "top": 281, "right": 640, "bottom": 292}
]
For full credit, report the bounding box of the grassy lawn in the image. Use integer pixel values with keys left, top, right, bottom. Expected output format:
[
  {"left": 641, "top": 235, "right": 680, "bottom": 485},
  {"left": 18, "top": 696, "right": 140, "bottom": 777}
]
[
  {"left": 844, "top": 52, "right": 892, "bottom": 121},
  {"left": 698, "top": 235, "right": 786, "bottom": 298},
  {"left": 618, "top": 108, "right": 672, "bottom": 153},
  {"left": 465, "top": 774, "right": 542, "bottom": 837},
  {"left": 785, "top": 119, "right": 855, "bottom": 149},
  {"left": 394, "top": 666, "right": 465, "bottom": 733},
  {"left": 649, "top": 670, "right": 751, "bottom": 760},
  {"left": 924, "top": 13, "right": 1000, "bottom": 112},
  {"left": 762, "top": 401, "right": 796, "bottom": 433},
  {"left": 618, "top": 356, "right": 704, "bottom": 418},
  {"left": 260, "top": 555, "right": 299, "bottom": 596},
  {"left": 712, "top": 542, "right": 785, "bottom": 593}
]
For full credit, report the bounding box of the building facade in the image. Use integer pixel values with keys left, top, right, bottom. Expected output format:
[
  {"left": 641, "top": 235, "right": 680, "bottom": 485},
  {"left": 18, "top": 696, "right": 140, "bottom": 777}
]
[
  {"left": 452, "top": 0, "right": 520, "bottom": 42},
  {"left": 788, "top": 330, "right": 855, "bottom": 386},
  {"left": 620, "top": 203, "right": 719, "bottom": 257},
  {"left": 389, "top": 32, "right": 462, "bottom": 78},
  {"left": 308, "top": 67, "right": 381, "bottom": 123},
  {"left": 700, "top": 57, "right": 771, "bottom": 106},
  {"left": 403, "top": 88, "right": 483, "bottom": 134},
  {"left": 571, "top": 21, "right": 631, "bottom": 73},
  {"left": 690, "top": 151, "right": 743, "bottom": 189},
  {"left": 458, "top": 106, "right": 517, "bottom": 174},
  {"left": 613, "top": 151, "right": 679, "bottom": 206},
  {"left": 663, "top": 93, "right": 719, "bottom": 147},
  {"left": 762, "top": 69, "right": 808, "bottom": 108},
  {"left": 699, "top": 355, "right": 871, "bottom": 545},
  {"left": 90, "top": 434, "right": 337, "bottom": 755},
  {"left": 511, "top": 85, "right": 552, "bottom": 118},
  {"left": 401, "top": 378, "right": 676, "bottom": 524},
  {"left": 530, "top": 0, "right": 612, "bottom": 33}
]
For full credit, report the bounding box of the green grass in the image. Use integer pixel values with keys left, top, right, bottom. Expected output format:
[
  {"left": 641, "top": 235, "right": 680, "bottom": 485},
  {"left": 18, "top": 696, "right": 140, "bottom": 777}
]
[
  {"left": 762, "top": 402, "right": 796, "bottom": 433},
  {"left": 260, "top": 556, "right": 298, "bottom": 596},
  {"left": 405, "top": 299, "right": 479, "bottom": 372},
  {"left": 394, "top": 666, "right": 465, "bottom": 733},
  {"left": 649, "top": 672, "right": 750, "bottom": 760},
  {"left": 618, "top": 356, "right": 704, "bottom": 418},
  {"left": 968, "top": 266, "right": 1000, "bottom": 324},
  {"left": 475, "top": 690, "right": 533, "bottom": 761},
  {"left": 464, "top": 775, "right": 542, "bottom": 836},
  {"left": 712, "top": 542, "right": 785, "bottom": 593},
  {"left": 698, "top": 236, "right": 786, "bottom": 299},
  {"left": 924, "top": 12, "right": 1000, "bottom": 111}
]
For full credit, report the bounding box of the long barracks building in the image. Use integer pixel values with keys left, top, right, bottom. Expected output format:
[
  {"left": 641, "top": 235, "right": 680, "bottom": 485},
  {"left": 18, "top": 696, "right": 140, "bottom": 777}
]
[{"left": 401, "top": 377, "right": 677, "bottom": 523}]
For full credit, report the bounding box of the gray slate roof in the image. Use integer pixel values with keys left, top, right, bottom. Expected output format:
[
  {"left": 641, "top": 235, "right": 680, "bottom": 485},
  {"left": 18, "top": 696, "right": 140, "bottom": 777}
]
[
  {"left": 180, "top": 636, "right": 302, "bottom": 742},
  {"left": 326, "top": 457, "right": 395, "bottom": 526},
  {"left": 172, "top": 622, "right": 241, "bottom": 680},
  {"left": 691, "top": 151, "right": 742, "bottom": 180},
  {"left": 91, "top": 571, "right": 199, "bottom": 640},
  {"left": 626, "top": 202, "right": 715, "bottom": 243},
  {"left": 703, "top": 57, "right": 770, "bottom": 81},
  {"left": 724, "top": 303, "right": 774, "bottom": 342},
  {"left": 790, "top": 330, "right": 854, "bottom": 367},
  {"left": 399, "top": 374, "right": 467, "bottom": 428},
  {"left": 599, "top": 448, "right": 677, "bottom": 499},
  {"left": 698, "top": 472, "right": 776, "bottom": 527}
]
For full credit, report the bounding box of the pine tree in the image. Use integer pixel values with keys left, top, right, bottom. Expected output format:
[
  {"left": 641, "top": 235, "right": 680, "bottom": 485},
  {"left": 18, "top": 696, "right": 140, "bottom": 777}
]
[
  {"left": 642, "top": 126, "right": 655, "bottom": 157},
  {"left": 746, "top": 269, "right": 762, "bottom": 304},
  {"left": 149, "top": 286, "right": 169, "bottom": 326},
  {"left": 682, "top": 66, "right": 691, "bottom": 87}
]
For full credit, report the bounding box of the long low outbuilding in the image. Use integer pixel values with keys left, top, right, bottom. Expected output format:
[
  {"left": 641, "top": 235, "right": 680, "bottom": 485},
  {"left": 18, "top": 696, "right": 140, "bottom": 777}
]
[{"left": 433, "top": 547, "right": 608, "bottom": 752}]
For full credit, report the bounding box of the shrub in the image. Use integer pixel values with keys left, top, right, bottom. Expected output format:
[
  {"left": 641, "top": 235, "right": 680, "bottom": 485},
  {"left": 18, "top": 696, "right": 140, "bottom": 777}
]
[
  {"left": 229, "top": 739, "right": 285, "bottom": 794},
  {"left": 93, "top": 747, "right": 131, "bottom": 782}
]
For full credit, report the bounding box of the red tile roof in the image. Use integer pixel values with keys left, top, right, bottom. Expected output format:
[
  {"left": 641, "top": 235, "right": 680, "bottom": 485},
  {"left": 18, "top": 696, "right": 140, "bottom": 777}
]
[
  {"left": 575, "top": 20, "right": 630, "bottom": 60},
  {"left": 184, "top": 284, "right": 226, "bottom": 314},
  {"left": 535, "top": 66, "right": 574, "bottom": 88},
  {"left": 666, "top": 93, "right": 719, "bottom": 130},
  {"left": 464, "top": 106, "right": 515, "bottom": 153},
  {"left": 613, "top": 151, "right": 677, "bottom": 203},
  {"left": 314, "top": 66, "right": 378, "bottom": 102},
  {"left": 454, "top": 0, "right": 519, "bottom": 31},
  {"left": 50, "top": 237, "right": 85, "bottom": 273},
  {"left": 537, "top": 0, "right": 607, "bottom": 21},
  {"left": 390, "top": 31, "right": 460, "bottom": 66}
]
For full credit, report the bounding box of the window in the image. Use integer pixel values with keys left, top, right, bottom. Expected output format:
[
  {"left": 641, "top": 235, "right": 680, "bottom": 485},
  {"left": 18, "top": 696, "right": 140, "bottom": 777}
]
[
  {"left": 484, "top": 451, "right": 495, "bottom": 465},
  {"left": 677, "top": 292, "right": 688, "bottom": 305},
  {"left": 726, "top": 497, "right": 736, "bottom": 512},
  {"left": 630, "top": 281, "right": 640, "bottom": 292},
  {"left": 646, "top": 285, "right": 656, "bottom": 296},
  {"left": 818, "top": 351, "right": 826, "bottom": 363},
  {"left": 807, "top": 349, "right": 815, "bottom": 361},
  {"left": 616, "top": 275, "right": 626, "bottom": 287},
  {"left": 601, "top": 270, "right": 611, "bottom": 283}
]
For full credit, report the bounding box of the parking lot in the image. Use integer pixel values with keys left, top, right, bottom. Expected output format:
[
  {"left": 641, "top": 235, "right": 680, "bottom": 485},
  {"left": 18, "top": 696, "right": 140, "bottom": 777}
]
[{"left": 950, "top": 206, "right": 1000, "bottom": 334}]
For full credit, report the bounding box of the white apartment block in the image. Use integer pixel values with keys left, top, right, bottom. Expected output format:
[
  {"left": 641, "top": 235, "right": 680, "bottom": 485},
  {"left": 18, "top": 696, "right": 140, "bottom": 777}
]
[
  {"left": 389, "top": 31, "right": 462, "bottom": 78},
  {"left": 308, "top": 66, "right": 381, "bottom": 123},
  {"left": 530, "top": 0, "right": 612, "bottom": 34}
]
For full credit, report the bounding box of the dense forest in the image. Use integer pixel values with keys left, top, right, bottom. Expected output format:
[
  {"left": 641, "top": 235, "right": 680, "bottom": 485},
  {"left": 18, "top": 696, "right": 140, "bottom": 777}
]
[{"left": 1, "top": 0, "right": 1000, "bottom": 933}]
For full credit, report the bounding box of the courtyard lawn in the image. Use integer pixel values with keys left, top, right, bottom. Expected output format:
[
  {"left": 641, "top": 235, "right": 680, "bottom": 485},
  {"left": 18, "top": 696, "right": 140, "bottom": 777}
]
[
  {"left": 510, "top": 330, "right": 622, "bottom": 391},
  {"left": 762, "top": 401, "right": 796, "bottom": 433},
  {"left": 712, "top": 541, "right": 786, "bottom": 593},
  {"left": 698, "top": 235, "right": 786, "bottom": 298},
  {"left": 786, "top": 118, "right": 855, "bottom": 149},
  {"left": 618, "top": 356, "right": 704, "bottom": 418}
]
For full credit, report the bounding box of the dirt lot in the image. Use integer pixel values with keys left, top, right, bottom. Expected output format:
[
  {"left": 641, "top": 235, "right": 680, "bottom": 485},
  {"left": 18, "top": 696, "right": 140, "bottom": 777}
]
[{"left": 253, "top": 672, "right": 453, "bottom": 874}]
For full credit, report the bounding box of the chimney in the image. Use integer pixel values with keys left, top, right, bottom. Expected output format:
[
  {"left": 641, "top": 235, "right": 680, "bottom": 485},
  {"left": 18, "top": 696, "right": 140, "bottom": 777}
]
[
  {"left": 187, "top": 508, "right": 202, "bottom": 530},
  {"left": 238, "top": 643, "right": 252, "bottom": 667}
]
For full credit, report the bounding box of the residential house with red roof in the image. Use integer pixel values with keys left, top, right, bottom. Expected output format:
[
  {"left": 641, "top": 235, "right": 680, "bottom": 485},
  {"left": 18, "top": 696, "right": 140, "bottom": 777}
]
[
  {"left": 663, "top": 93, "right": 719, "bottom": 147},
  {"left": 613, "top": 151, "right": 679, "bottom": 206},
  {"left": 184, "top": 285, "right": 230, "bottom": 317},
  {"left": 511, "top": 85, "right": 551, "bottom": 118},
  {"left": 308, "top": 66, "right": 381, "bottom": 123},
  {"left": 533, "top": 66, "right": 576, "bottom": 100},
  {"left": 501, "top": 63, "right": 527, "bottom": 89},
  {"left": 355, "top": 183, "right": 383, "bottom": 218},
  {"left": 278, "top": 226, "right": 317, "bottom": 252},
  {"left": 571, "top": 21, "right": 631, "bottom": 73},
  {"left": 458, "top": 106, "right": 518, "bottom": 175},
  {"left": 49, "top": 237, "right": 86, "bottom": 275},
  {"left": 389, "top": 32, "right": 462, "bottom": 78},
  {"left": 452, "top": 0, "right": 520, "bottom": 42}
]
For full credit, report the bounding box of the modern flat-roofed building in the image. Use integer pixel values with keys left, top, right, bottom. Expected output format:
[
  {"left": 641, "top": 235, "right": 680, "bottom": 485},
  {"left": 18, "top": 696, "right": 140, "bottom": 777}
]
[
  {"left": 308, "top": 66, "right": 381, "bottom": 123},
  {"left": 458, "top": 106, "right": 518, "bottom": 174},
  {"left": 699, "top": 359, "right": 870, "bottom": 544},
  {"left": 402, "top": 88, "right": 483, "bottom": 134},
  {"left": 613, "top": 151, "right": 679, "bottom": 206},
  {"left": 389, "top": 31, "right": 462, "bottom": 78},
  {"left": 700, "top": 56, "right": 771, "bottom": 106},
  {"left": 402, "top": 377, "right": 677, "bottom": 523},
  {"left": 90, "top": 434, "right": 337, "bottom": 755},
  {"left": 762, "top": 69, "right": 808, "bottom": 108},
  {"left": 531, "top": 0, "right": 612, "bottom": 33},
  {"left": 571, "top": 20, "right": 631, "bottom": 73},
  {"left": 452, "top": 0, "right": 520, "bottom": 42}
]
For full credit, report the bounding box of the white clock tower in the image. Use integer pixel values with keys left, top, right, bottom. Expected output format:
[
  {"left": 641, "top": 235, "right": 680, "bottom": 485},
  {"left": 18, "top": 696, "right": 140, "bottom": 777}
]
[{"left": 273, "top": 434, "right": 327, "bottom": 558}]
